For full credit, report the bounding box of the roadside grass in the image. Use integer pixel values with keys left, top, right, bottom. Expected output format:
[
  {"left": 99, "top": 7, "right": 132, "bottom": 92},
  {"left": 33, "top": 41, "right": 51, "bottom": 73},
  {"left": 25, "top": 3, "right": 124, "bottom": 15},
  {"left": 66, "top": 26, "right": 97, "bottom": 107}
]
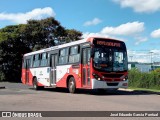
[{"left": 128, "top": 68, "right": 160, "bottom": 92}]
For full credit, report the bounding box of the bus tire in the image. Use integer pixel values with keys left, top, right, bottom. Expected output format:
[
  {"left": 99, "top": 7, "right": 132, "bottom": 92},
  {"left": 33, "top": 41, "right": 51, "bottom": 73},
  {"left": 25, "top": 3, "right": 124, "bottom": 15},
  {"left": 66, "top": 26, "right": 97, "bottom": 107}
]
[
  {"left": 68, "top": 77, "right": 76, "bottom": 93},
  {"left": 33, "top": 77, "right": 40, "bottom": 90},
  {"left": 97, "top": 89, "right": 106, "bottom": 94},
  {"left": 112, "top": 88, "right": 118, "bottom": 91}
]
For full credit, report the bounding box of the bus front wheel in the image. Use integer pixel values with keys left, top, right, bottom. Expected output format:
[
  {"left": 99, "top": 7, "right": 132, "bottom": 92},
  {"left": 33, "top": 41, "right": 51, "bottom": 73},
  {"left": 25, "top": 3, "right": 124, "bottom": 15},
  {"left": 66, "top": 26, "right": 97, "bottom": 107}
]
[{"left": 68, "top": 77, "right": 76, "bottom": 93}]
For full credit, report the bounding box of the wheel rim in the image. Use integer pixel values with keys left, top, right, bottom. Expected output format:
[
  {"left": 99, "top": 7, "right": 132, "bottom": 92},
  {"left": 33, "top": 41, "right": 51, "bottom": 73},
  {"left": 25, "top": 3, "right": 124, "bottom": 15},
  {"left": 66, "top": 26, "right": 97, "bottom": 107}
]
[
  {"left": 69, "top": 80, "right": 74, "bottom": 92},
  {"left": 33, "top": 83, "right": 36, "bottom": 89},
  {"left": 33, "top": 80, "right": 37, "bottom": 89}
]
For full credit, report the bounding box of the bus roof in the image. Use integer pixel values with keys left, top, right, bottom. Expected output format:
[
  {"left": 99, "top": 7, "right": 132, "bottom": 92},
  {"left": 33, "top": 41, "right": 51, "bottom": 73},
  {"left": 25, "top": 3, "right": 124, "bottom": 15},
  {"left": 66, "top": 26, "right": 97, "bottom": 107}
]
[{"left": 23, "top": 37, "right": 124, "bottom": 57}]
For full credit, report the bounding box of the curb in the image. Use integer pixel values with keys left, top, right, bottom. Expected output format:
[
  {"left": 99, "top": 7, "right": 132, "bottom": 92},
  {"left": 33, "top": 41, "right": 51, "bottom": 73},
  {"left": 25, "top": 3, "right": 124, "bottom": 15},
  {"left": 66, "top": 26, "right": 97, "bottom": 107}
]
[
  {"left": 119, "top": 88, "right": 160, "bottom": 95},
  {"left": 133, "top": 90, "right": 160, "bottom": 95},
  {"left": 0, "top": 86, "right": 5, "bottom": 89},
  {"left": 118, "top": 88, "right": 134, "bottom": 92}
]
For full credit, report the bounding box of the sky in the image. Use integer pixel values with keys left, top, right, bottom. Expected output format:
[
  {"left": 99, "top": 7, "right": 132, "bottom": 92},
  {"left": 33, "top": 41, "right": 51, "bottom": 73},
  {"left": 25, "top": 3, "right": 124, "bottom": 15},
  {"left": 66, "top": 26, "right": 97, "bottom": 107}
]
[{"left": 0, "top": 0, "right": 160, "bottom": 63}]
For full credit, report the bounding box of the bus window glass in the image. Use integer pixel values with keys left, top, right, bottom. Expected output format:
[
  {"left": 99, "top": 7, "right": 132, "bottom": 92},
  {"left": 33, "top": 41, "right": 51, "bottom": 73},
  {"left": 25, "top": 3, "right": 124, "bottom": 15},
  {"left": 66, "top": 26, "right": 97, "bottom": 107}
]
[
  {"left": 87, "top": 49, "right": 91, "bottom": 65},
  {"left": 23, "top": 58, "right": 26, "bottom": 68},
  {"left": 59, "top": 48, "right": 68, "bottom": 64},
  {"left": 33, "top": 54, "right": 40, "bottom": 67},
  {"left": 93, "top": 48, "right": 127, "bottom": 72},
  {"left": 40, "top": 53, "right": 48, "bottom": 66},
  {"left": 70, "top": 46, "right": 78, "bottom": 55},
  {"left": 30, "top": 56, "right": 33, "bottom": 68},
  {"left": 69, "top": 46, "right": 80, "bottom": 63}
]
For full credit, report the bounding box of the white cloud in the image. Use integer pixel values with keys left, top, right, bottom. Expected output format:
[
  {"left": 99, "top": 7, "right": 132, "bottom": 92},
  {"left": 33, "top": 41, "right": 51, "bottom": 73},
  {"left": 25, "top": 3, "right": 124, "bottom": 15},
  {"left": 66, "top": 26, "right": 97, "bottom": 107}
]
[
  {"left": 82, "top": 32, "right": 109, "bottom": 38},
  {"left": 128, "top": 49, "right": 160, "bottom": 63},
  {"left": 82, "top": 32, "right": 127, "bottom": 42},
  {"left": 113, "top": 0, "right": 160, "bottom": 13},
  {"left": 101, "top": 21, "right": 144, "bottom": 36},
  {"left": 127, "top": 50, "right": 149, "bottom": 63},
  {"left": 150, "top": 49, "right": 160, "bottom": 54},
  {"left": 83, "top": 21, "right": 146, "bottom": 45},
  {"left": 0, "top": 7, "right": 55, "bottom": 24},
  {"left": 135, "top": 37, "right": 148, "bottom": 45},
  {"left": 83, "top": 18, "right": 102, "bottom": 26},
  {"left": 151, "top": 29, "right": 160, "bottom": 38}
]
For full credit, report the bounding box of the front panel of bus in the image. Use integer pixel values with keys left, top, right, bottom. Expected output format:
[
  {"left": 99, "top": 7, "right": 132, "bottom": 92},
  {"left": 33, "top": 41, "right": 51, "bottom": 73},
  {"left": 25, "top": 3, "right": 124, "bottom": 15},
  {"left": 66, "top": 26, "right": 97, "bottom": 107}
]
[{"left": 91, "top": 38, "right": 128, "bottom": 89}]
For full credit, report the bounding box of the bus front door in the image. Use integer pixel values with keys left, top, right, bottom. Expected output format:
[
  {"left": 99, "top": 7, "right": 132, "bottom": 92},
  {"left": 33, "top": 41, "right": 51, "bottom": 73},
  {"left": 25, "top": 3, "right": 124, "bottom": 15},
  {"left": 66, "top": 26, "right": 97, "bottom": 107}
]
[
  {"left": 82, "top": 48, "right": 91, "bottom": 87},
  {"left": 50, "top": 54, "right": 57, "bottom": 86}
]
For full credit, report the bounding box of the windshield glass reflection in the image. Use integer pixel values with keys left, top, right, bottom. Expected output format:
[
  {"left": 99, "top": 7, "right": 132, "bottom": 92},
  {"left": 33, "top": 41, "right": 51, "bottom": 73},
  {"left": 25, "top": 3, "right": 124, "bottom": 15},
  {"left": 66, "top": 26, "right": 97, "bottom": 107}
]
[{"left": 93, "top": 48, "right": 128, "bottom": 72}]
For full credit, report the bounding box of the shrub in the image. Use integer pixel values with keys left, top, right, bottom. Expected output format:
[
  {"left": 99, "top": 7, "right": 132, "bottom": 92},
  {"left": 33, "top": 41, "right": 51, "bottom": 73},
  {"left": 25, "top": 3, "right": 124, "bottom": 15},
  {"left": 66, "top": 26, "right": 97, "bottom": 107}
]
[{"left": 128, "top": 68, "right": 160, "bottom": 90}]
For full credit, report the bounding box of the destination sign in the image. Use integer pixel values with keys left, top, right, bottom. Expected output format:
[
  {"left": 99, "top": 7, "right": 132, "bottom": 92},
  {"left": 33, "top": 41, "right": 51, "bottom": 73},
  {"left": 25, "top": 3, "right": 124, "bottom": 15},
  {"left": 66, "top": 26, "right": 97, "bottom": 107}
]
[
  {"left": 96, "top": 41, "right": 121, "bottom": 47},
  {"left": 93, "top": 38, "right": 126, "bottom": 49}
]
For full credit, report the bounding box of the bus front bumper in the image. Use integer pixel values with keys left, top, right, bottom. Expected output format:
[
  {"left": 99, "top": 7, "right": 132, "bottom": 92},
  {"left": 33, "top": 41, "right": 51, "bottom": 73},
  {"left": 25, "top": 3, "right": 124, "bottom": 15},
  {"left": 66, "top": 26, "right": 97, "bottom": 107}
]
[{"left": 91, "top": 79, "right": 128, "bottom": 89}]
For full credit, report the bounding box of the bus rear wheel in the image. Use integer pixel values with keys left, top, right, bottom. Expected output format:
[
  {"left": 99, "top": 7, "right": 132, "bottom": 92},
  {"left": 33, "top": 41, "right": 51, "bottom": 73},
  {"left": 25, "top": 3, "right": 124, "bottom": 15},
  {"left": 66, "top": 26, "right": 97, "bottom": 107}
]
[
  {"left": 33, "top": 77, "right": 40, "bottom": 90},
  {"left": 68, "top": 77, "right": 76, "bottom": 93}
]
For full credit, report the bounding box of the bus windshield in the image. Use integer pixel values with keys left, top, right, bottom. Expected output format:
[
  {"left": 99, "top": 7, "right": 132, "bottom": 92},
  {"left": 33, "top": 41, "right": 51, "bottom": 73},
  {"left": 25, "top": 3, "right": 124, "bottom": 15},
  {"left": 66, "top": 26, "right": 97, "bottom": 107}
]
[{"left": 93, "top": 48, "right": 128, "bottom": 72}]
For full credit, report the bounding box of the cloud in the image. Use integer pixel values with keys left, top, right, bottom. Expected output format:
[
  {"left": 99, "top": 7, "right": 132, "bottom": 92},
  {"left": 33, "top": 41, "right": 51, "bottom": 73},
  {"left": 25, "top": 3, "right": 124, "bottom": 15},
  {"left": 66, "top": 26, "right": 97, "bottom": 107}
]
[
  {"left": 127, "top": 50, "right": 149, "bottom": 63},
  {"left": 83, "top": 21, "right": 146, "bottom": 45},
  {"left": 151, "top": 29, "right": 160, "bottom": 38},
  {"left": 82, "top": 32, "right": 109, "bottom": 38},
  {"left": 128, "top": 49, "right": 160, "bottom": 63},
  {"left": 82, "top": 32, "right": 127, "bottom": 42},
  {"left": 0, "top": 7, "right": 55, "bottom": 24},
  {"left": 135, "top": 37, "right": 148, "bottom": 45},
  {"left": 101, "top": 21, "right": 144, "bottom": 36},
  {"left": 83, "top": 18, "right": 102, "bottom": 26},
  {"left": 127, "top": 50, "right": 147, "bottom": 62},
  {"left": 113, "top": 0, "right": 160, "bottom": 13}
]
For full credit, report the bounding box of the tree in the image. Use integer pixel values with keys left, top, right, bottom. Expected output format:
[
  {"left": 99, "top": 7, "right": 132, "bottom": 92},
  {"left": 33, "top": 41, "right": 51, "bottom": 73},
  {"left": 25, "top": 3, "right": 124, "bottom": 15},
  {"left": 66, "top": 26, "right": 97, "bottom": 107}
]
[
  {"left": 0, "top": 25, "right": 30, "bottom": 82},
  {"left": 21, "top": 17, "right": 66, "bottom": 50},
  {"left": 65, "top": 29, "right": 82, "bottom": 43},
  {"left": 0, "top": 17, "right": 82, "bottom": 82}
]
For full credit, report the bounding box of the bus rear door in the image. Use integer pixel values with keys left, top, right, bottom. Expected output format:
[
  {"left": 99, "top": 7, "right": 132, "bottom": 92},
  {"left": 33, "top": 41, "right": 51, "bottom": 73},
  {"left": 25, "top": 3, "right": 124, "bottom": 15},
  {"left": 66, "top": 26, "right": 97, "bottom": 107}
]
[{"left": 50, "top": 54, "right": 57, "bottom": 86}]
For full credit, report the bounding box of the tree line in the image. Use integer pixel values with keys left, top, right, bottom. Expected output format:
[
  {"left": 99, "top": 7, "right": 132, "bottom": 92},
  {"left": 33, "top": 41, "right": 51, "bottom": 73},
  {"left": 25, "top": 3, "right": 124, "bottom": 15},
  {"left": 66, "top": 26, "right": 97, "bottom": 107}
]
[{"left": 0, "top": 17, "right": 82, "bottom": 82}]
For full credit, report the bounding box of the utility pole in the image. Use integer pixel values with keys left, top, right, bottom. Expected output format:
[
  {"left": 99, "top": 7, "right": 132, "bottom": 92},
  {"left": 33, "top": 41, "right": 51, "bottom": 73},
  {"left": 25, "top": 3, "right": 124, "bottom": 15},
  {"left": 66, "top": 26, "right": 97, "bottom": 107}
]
[{"left": 149, "top": 52, "right": 153, "bottom": 70}]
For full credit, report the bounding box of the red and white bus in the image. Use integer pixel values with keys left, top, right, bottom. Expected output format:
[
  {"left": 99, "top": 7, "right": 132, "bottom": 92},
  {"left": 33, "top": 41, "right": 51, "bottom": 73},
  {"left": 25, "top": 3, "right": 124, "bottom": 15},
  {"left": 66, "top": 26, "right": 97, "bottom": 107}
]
[{"left": 21, "top": 37, "right": 128, "bottom": 93}]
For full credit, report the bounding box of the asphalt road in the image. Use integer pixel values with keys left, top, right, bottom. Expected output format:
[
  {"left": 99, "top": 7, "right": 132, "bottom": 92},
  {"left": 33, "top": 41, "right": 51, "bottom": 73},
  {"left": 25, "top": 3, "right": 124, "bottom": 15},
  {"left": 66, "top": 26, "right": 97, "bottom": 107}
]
[{"left": 0, "top": 82, "right": 160, "bottom": 120}]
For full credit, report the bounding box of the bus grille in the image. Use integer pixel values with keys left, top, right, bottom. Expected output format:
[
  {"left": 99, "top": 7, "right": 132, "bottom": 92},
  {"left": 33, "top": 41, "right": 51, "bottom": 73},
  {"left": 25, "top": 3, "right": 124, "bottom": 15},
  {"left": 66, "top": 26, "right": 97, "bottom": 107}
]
[
  {"left": 103, "top": 74, "right": 123, "bottom": 78},
  {"left": 107, "top": 83, "right": 119, "bottom": 86}
]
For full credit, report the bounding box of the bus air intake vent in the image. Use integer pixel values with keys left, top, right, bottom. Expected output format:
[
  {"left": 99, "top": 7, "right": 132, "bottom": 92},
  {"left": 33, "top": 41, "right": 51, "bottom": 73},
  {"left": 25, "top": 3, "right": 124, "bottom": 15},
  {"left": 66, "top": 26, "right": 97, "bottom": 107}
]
[
  {"left": 103, "top": 74, "right": 123, "bottom": 78},
  {"left": 107, "top": 83, "right": 118, "bottom": 86}
]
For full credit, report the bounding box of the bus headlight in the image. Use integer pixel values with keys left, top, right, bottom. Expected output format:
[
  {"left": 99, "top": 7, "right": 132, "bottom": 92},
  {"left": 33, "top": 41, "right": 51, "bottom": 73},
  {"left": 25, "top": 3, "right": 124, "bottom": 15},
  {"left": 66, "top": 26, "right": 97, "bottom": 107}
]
[
  {"left": 123, "top": 76, "right": 128, "bottom": 81},
  {"left": 92, "top": 73, "right": 101, "bottom": 81}
]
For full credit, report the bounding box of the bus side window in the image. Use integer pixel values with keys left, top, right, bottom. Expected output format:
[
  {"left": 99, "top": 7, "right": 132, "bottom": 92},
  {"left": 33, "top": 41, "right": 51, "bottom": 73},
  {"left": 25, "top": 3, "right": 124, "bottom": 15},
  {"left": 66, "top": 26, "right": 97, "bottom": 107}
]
[
  {"left": 33, "top": 54, "right": 40, "bottom": 67},
  {"left": 87, "top": 49, "right": 91, "bottom": 65},
  {"left": 30, "top": 56, "right": 33, "bottom": 68},
  {"left": 23, "top": 58, "right": 26, "bottom": 68},
  {"left": 69, "top": 45, "right": 80, "bottom": 63},
  {"left": 26, "top": 59, "right": 30, "bottom": 69},
  {"left": 40, "top": 53, "right": 48, "bottom": 67},
  {"left": 58, "top": 48, "right": 69, "bottom": 64}
]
